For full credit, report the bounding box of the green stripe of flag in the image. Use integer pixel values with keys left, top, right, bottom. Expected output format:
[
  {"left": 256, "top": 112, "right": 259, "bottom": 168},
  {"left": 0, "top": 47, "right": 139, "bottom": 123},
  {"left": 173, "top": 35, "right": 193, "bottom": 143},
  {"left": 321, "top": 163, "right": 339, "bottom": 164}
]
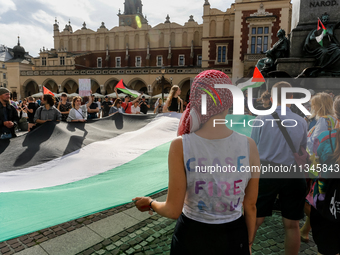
[
  {"left": 117, "top": 88, "right": 139, "bottom": 97},
  {"left": 0, "top": 142, "right": 171, "bottom": 242}
]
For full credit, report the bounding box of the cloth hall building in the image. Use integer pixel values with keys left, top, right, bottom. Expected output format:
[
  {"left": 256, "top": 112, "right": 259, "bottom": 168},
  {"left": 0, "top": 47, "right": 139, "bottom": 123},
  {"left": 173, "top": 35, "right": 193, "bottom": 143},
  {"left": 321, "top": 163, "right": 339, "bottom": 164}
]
[{"left": 3, "top": 0, "right": 291, "bottom": 99}]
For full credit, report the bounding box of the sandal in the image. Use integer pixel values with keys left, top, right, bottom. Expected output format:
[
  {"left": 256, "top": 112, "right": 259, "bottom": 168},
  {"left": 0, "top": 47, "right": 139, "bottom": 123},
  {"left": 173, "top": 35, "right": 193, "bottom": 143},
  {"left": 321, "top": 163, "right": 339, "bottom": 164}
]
[{"left": 301, "top": 236, "right": 309, "bottom": 243}]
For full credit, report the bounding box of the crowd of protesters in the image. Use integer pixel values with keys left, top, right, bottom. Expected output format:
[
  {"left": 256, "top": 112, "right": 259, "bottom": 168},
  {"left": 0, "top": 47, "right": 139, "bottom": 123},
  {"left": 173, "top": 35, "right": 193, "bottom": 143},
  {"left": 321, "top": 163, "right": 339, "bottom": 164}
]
[{"left": 0, "top": 84, "right": 185, "bottom": 138}]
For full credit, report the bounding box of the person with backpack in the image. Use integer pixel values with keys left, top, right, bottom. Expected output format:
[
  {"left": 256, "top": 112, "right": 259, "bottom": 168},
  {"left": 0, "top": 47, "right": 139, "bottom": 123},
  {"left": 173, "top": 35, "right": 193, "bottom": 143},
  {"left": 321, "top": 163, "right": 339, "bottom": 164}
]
[
  {"left": 34, "top": 94, "right": 61, "bottom": 124},
  {"left": 251, "top": 81, "right": 308, "bottom": 255},
  {"left": 301, "top": 92, "right": 336, "bottom": 243},
  {"left": 308, "top": 96, "right": 340, "bottom": 255},
  {"left": 306, "top": 93, "right": 336, "bottom": 155}
]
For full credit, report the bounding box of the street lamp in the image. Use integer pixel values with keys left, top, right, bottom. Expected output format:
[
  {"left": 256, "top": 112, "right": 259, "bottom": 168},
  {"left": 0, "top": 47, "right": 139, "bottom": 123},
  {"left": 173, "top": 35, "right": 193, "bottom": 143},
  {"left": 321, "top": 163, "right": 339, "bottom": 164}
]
[
  {"left": 156, "top": 66, "right": 166, "bottom": 102},
  {"left": 161, "top": 66, "right": 165, "bottom": 102}
]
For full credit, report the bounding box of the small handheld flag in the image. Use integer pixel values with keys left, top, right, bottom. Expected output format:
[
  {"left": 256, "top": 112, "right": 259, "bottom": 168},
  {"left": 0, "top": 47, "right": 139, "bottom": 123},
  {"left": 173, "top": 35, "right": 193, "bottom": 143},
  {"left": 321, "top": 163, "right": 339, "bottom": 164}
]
[
  {"left": 116, "top": 79, "right": 139, "bottom": 97},
  {"left": 237, "top": 66, "right": 265, "bottom": 91},
  {"left": 315, "top": 18, "right": 327, "bottom": 47},
  {"left": 43, "top": 86, "right": 55, "bottom": 96}
]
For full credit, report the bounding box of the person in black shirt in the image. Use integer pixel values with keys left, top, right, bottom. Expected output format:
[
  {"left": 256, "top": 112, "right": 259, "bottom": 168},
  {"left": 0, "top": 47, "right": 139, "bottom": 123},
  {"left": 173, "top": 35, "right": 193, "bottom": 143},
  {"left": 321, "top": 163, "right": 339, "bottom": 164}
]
[
  {"left": 0, "top": 88, "right": 19, "bottom": 139},
  {"left": 101, "top": 96, "right": 113, "bottom": 117},
  {"left": 87, "top": 95, "right": 99, "bottom": 119},
  {"left": 57, "top": 93, "right": 72, "bottom": 122},
  {"left": 26, "top": 96, "right": 39, "bottom": 131},
  {"left": 139, "top": 96, "right": 150, "bottom": 114},
  {"left": 163, "top": 85, "right": 183, "bottom": 113}
]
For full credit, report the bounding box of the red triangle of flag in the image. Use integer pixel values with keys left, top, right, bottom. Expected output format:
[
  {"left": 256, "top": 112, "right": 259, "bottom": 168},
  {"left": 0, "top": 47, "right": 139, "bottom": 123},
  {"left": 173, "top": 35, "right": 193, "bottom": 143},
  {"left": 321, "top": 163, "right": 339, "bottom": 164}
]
[
  {"left": 251, "top": 66, "right": 265, "bottom": 83},
  {"left": 318, "top": 18, "right": 326, "bottom": 30},
  {"left": 116, "top": 79, "right": 125, "bottom": 89},
  {"left": 43, "top": 86, "right": 55, "bottom": 96}
]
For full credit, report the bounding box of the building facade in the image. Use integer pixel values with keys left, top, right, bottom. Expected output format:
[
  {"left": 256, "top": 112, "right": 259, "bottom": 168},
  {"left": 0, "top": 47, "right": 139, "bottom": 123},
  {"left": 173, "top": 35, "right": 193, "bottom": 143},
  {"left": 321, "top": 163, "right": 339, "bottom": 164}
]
[{"left": 6, "top": 0, "right": 291, "bottom": 99}]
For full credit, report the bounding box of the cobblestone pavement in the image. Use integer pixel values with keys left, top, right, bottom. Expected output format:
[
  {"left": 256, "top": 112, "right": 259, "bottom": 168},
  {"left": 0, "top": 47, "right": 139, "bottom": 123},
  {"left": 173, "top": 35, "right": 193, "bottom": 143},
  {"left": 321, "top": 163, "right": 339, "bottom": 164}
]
[
  {"left": 74, "top": 212, "right": 317, "bottom": 255},
  {"left": 0, "top": 188, "right": 318, "bottom": 255}
]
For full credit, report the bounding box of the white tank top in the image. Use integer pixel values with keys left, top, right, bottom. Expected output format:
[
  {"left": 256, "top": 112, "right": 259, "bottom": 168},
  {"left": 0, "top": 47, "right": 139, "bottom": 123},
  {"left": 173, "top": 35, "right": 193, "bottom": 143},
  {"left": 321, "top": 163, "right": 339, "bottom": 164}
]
[{"left": 182, "top": 132, "right": 251, "bottom": 224}]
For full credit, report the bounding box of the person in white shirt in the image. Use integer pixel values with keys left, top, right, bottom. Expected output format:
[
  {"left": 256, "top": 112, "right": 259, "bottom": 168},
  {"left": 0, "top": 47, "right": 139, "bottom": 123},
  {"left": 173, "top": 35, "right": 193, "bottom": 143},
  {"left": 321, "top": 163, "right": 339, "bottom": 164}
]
[
  {"left": 67, "top": 95, "right": 93, "bottom": 122},
  {"left": 131, "top": 101, "right": 141, "bottom": 114}
]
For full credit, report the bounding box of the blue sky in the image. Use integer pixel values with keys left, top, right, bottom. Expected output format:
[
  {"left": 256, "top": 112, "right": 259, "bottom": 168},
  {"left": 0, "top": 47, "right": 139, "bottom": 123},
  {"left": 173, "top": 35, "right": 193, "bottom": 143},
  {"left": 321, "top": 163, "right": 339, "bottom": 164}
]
[{"left": 0, "top": 0, "right": 233, "bottom": 57}]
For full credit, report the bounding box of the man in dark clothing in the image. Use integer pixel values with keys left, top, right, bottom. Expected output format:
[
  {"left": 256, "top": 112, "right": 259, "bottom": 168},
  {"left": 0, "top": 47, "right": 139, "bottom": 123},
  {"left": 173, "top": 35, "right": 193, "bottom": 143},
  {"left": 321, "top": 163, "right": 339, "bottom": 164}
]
[
  {"left": 87, "top": 95, "right": 99, "bottom": 119},
  {"left": 27, "top": 96, "right": 39, "bottom": 131},
  {"left": 101, "top": 96, "right": 112, "bottom": 117},
  {"left": 139, "top": 96, "right": 150, "bottom": 114},
  {"left": 0, "top": 88, "right": 19, "bottom": 139}
]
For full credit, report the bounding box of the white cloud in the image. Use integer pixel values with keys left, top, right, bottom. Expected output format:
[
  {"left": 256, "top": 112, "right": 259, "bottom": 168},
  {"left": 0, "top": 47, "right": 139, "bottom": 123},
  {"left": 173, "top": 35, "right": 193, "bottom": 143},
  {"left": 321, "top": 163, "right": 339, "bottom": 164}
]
[
  {"left": 31, "top": 10, "right": 67, "bottom": 26},
  {"left": 0, "top": 0, "right": 16, "bottom": 15},
  {"left": 35, "top": 0, "right": 96, "bottom": 27},
  {"left": 0, "top": 23, "right": 52, "bottom": 57}
]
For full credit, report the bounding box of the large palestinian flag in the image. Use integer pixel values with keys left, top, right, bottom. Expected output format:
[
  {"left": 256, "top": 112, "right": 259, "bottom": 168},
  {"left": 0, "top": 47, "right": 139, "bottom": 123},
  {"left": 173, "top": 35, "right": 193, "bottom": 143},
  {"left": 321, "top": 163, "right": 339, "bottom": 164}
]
[
  {"left": 237, "top": 66, "right": 265, "bottom": 91},
  {"left": 0, "top": 113, "right": 181, "bottom": 242},
  {"left": 0, "top": 112, "right": 254, "bottom": 243}
]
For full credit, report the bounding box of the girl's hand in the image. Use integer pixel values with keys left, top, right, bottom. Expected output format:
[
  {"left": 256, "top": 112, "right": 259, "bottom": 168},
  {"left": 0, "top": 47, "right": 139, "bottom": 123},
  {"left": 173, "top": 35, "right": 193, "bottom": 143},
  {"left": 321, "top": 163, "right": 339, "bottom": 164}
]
[{"left": 133, "top": 197, "right": 152, "bottom": 212}]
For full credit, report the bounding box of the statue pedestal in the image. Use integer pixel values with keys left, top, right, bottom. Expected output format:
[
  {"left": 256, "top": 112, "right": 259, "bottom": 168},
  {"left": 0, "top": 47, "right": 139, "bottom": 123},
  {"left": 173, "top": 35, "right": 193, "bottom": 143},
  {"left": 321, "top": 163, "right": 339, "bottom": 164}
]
[
  {"left": 276, "top": 57, "right": 316, "bottom": 76},
  {"left": 290, "top": 0, "right": 340, "bottom": 58},
  {"left": 290, "top": 30, "right": 312, "bottom": 58}
]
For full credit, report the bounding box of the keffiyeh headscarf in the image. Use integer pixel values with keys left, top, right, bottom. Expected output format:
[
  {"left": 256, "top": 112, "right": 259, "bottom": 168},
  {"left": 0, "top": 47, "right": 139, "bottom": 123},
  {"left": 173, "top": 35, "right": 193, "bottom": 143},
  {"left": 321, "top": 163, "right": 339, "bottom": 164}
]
[{"left": 177, "top": 70, "right": 233, "bottom": 136}]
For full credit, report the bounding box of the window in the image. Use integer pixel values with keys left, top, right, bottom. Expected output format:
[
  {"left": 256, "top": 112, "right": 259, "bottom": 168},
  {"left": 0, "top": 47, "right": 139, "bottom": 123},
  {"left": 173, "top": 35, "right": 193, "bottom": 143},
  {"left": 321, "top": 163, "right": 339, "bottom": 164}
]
[
  {"left": 2, "top": 64, "right": 5, "bottom": 68},
  {"left": 216, "top": 45, "right": 227, "bottom": 63},
  {"left": 197, "top": 55, "right": 202, "bottom": 67},
  {"left": 60, "top": 56, "right": 65, "bottom": 66},
  {"left": 42, "top": 57, "right": 46, "bottom": 66},
  {"left": 135, "top": 56, "right": 141, "bottom": 67},
  {"left": 157, "top": 56, "right": 163, "bottom": 67},
  {"left": 3, "top": 83, "right": 6, "bottom": 88},
  {"left": 116, "top": 57, "right": 121, "bottom": 68},
  {"left": 3, "top": 73, "right": 6, "bottom": 80},
  {"left": 178, "top": 55, "right": 185, "bottom": 66},
  {"left": 97, "top": 57, "right": 102, "bottom": 68},
  {"left": 250, "top": 26, "right": 269, "bottom": 54}
]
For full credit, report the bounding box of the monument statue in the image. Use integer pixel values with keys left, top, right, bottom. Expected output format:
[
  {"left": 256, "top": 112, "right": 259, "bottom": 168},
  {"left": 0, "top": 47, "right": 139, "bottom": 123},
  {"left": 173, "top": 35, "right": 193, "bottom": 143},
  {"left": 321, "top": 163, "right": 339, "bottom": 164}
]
[
  {"left": 256, "top": 29, "right": 290, "bottom": 72},
  {"left": 303, "top": 13, "right": 340, "bottom": 75}
]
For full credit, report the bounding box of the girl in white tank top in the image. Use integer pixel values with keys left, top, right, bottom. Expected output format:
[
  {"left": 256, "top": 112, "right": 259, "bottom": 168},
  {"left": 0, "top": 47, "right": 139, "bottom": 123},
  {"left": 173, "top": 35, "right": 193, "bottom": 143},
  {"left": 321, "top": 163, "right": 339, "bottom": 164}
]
[{"left": 134, "top": 70, "right": 260, "bottom": 255}]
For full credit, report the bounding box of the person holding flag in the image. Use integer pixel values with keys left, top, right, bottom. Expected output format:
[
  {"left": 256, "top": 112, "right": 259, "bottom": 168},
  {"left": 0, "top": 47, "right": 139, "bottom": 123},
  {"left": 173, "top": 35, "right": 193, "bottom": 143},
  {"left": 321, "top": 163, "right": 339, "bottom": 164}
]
[
  {"left": 304, "top": 13, "right": 340, "bottom": 74},
  {"left": 114, "top": 86, "right": 141, "bottom": 114}
]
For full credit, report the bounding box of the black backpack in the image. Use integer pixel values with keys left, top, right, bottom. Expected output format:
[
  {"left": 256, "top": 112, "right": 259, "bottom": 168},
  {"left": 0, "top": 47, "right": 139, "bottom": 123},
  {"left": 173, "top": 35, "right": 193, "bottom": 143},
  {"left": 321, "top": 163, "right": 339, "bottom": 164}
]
[
  {"left": 316, "top": 130, "right": 340, "bottom": 222},
  {"left": 316, "top": 179, "right": 340, "bottom": 222}
]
